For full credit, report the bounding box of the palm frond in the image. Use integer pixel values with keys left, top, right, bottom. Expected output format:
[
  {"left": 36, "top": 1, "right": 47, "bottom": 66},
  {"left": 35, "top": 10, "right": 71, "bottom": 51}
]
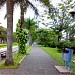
[
  {"left": 0, "top": 0, "right": 6, "bottom": 8},
  {"left": 25, "top": 18, "right": 37, "bottom": 30},
  {"left": 28, "top": 1, "right": 39, "bottom": 16}
]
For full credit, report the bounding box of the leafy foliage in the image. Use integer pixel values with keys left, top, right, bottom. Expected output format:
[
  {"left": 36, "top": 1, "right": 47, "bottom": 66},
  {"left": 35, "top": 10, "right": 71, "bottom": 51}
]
[
  {"left": 57, "top": 41, "right": 75, "bottom": 54},
  {"left": 25, "top": 18, "right": 37, "bottom": 32},
  {"left": 16, "top": 19, "right": 28, "bottom": 54},
  {"left": 24, "top": 18, "right": 38, "bottom": 45},
  {"left": 0, "top": 26, "right": 7, "bottom": 43},
  {"left": 37, "top": 28, "right": 58, "bottom": 48},
  {"left": 32, "top": 31, "right": 37, "bottom": 42},
  {"left": 39, "top": 0, "right": 50, "bottom": 6},
  {"left": 0, "top": 26, "right": 6, "bottom": 38},
  {"left": 46, "top": 0, "right": 75, "bottom": 42}
]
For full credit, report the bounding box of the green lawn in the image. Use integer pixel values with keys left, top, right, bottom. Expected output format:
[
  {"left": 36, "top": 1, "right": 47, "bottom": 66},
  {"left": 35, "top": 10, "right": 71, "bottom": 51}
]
[
  {"left": 41, "top": 46, "right": 64, "bottom": 65},
  {"left": 40, "top": 46, "right": 75, "bottom": 74},
  {"left": 0, "top": 42, "right": 18, "bottom": 49},
  {"left": 0, "top": 46, "right": 32, "bottom": 68},
  {"left": 0, "top": 44, "right": 7, "bottom": 48}
]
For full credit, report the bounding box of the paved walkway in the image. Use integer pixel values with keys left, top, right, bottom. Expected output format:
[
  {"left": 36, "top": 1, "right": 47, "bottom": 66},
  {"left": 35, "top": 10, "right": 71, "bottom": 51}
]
[{"left": 0, "top": 44, "right": 73, "bottom": 75}]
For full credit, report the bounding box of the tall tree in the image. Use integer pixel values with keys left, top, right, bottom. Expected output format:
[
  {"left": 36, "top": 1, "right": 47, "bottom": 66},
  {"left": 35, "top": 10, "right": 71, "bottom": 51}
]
[
  {"left": 19, "top": 0, "right": 39, "bottom": 28},
  {"left": 0, "top": 0, "right": 39, "bottom": 28},
  {"left": 46, "top": 0, "right": 75, "bottom": 42},
  {"left": 20, "top": 0, "right": 25, "bottom": 28},
  {"left": 5, "top": 0, "right": 14, "bottom": 66},
  {"left": 0, "top": 0, "right": 50, "bottom": 65},
  {"left": 58, "top": 0, "right": 75, "bottom": 41},
  {"left": 25, "top": 18, "right": 38, "bottom": 46}
]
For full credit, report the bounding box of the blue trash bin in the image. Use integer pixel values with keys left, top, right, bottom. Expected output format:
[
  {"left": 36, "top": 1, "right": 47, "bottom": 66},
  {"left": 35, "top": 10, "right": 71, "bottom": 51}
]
[
  {"left": 62, "top": 48, "right": 73, "bottom": 70},
  {"left": 68, "top": 48, "right": 73, "bottom": 62}
]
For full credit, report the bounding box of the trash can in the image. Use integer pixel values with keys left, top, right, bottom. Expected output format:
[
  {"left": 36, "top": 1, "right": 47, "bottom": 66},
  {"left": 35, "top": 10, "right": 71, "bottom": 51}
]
[
  {"left": 68, "top": 48, "right": 73, "bottom": 62},
  {"left": 62, "top": 48, "right": 73, "bottom": 70},
  {"left": 62, "top": 48, "right": 68, "bottom": 61}
]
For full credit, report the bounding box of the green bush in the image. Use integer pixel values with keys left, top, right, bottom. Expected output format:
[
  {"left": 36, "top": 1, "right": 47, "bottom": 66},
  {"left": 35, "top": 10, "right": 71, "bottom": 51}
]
[
  {"left": 16, "top": 20, "right": 28, "bottom": 54},
  {"left": 37, "top": 29, "right": 58, "bottom": 48},
  {"left": 57, "top": 41, "right": 75, "bottom": 52},
  {"left": 46, "top": 41, "right": 57, "bottom": 48}
]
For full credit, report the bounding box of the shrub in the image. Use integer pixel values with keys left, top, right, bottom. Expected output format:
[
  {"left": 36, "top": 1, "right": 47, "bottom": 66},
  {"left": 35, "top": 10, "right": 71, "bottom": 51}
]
[
  {"left": 16, "top": 22, "right": 28, "bottom": 54},
  {"left": 57, "top": 41, "right": 75, "bottom": 54},
  {"left": 47, "top": 41, "right": 57, "bottom": 48}
]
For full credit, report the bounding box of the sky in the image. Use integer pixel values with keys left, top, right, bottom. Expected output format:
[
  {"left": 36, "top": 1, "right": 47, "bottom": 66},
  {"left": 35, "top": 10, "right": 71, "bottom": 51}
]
[{"left": 0, "top": 0, "right": 62, "bottom": 32}]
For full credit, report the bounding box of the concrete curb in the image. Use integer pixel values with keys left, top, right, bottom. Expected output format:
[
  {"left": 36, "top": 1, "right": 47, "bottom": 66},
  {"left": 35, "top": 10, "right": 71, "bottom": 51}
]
[{"left": 19, "top": 55, "right": 26, "bottom": 64}]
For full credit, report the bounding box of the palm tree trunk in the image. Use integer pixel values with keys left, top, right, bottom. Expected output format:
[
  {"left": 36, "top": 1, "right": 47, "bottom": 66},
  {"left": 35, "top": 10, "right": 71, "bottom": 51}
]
[
  {"left": 20, "top": 1, "right": 24, "bottom": 28},
  {"left": 28, "top": 33, "right": 32, "bottom": 46},
  {"left": 5, "top": 0, "right": 14, "bottom": 65}
]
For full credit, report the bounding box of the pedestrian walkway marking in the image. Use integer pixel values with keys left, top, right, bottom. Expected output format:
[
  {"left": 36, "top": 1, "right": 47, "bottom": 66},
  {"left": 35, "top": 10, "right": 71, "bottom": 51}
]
[{"left": 55, "top": 66, "right": 72, "bottom": 73}]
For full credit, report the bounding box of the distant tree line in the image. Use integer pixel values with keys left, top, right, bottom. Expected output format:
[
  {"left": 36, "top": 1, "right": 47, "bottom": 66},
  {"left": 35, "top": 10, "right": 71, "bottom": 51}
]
[{"left": 0, "top": 26, "right": 7, "bottom": 43}]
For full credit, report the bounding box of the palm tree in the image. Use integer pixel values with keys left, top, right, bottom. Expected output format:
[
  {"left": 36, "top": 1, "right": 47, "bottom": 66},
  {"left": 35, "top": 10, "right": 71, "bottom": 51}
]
[
  {"left": 25, "top": 18, "right": 38, "bottom": 46},
  {"left": 0, "top": 0, "right": 50, "bottom": 65},
  {"left": 0, "top": 0, "right": 39, "bottom": 28},
  {"left": 4, "top": 0, "right": 14, "bottom": 65},
  {"left": 19, "top": 0, "right": 39, "bottom": 28},
  {"left": 0, "top": 0, "right": 50, "bottom": 28}
]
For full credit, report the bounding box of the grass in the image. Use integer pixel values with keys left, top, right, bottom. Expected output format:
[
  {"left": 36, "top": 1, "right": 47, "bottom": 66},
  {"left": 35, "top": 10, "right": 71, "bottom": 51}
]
[
  {"left": 0, "top": 42, "right": 18, "bottom": 49},
  {"left": 40, "top": 46, "right": 64, "bottom": 65},
  {"left": 0, "top": 46, "right": 32, "bottom": 69},
  {"left": 40, "top": 46, "right": 75, "bottom": 74},
  {"left": 12, "top": 42, "right": 18, "bottom": 46},
  {"left": 72, "top": 54, "right": 75, "bottom": 74},
  {"left": 0, "top": 44, "right": 7, "bottom": 48}
]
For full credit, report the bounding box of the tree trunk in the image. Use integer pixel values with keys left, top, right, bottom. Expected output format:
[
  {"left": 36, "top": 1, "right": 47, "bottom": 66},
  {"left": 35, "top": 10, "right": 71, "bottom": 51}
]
[
  {"left": 28, "top": 33, "right": 32, "bottom": 46},
  {"left": 0, "top": 38, "right": 1, "bottom": 43},
  {"left": 66, "top": 31, "right": 69, "bottom": 41},
  {"left": 5, "top": 0, "right": 14, "bottom": 66},
  {"left": 58, "top": 35, "right": 61, "bottom": 43},
  {"left": 20, "top": 1, "right": 24, "bottom": 28}
]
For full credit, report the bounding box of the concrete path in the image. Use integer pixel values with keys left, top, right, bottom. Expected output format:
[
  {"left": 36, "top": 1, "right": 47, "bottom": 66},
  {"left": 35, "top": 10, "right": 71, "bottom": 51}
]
[{"left": 0, "top": 44, "right": 73, "bottom": 75}]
